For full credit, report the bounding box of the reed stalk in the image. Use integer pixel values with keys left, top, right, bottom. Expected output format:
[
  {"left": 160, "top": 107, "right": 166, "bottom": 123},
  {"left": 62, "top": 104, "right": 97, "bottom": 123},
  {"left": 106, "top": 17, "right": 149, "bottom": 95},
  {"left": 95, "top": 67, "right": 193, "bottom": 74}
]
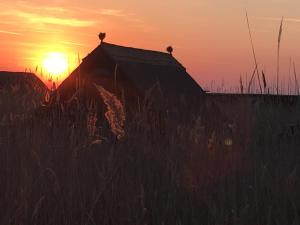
[
  {"left": 293, "top": 62, "right": 299, "bottom": 95},
  {"left": 246, "top": 11, "right": 262, "bottom": 94},
  {"left": 277, "top": 17, "right": 284, "bottom": 95}
]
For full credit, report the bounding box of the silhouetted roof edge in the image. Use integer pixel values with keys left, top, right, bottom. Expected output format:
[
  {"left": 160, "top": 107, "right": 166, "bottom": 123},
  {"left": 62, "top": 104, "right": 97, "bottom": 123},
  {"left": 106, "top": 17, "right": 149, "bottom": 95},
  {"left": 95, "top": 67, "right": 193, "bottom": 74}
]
[{"left": 83, "top": 42, "right": 186, "bottom": 69}]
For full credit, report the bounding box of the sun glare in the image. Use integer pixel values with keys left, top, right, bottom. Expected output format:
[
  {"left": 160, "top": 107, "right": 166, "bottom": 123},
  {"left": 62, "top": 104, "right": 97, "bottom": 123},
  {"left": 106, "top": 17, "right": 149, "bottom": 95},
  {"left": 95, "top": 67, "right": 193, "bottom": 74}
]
[{"left": 43, "top": 52, "right": 68, "bottom": 76}]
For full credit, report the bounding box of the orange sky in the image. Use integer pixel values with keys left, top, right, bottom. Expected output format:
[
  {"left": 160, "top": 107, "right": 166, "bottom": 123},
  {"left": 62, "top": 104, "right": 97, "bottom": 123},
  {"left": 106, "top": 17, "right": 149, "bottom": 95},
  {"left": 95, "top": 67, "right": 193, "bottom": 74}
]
[{"left": 1, "top": 0, "right": 300, "bottom": 92}]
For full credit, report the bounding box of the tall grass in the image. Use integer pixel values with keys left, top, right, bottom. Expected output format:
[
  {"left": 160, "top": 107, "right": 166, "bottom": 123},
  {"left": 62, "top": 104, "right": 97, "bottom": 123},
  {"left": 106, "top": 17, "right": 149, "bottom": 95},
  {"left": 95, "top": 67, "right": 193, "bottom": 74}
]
[{"left": 0, "top": 81, "right": 300, "bottom": 225}]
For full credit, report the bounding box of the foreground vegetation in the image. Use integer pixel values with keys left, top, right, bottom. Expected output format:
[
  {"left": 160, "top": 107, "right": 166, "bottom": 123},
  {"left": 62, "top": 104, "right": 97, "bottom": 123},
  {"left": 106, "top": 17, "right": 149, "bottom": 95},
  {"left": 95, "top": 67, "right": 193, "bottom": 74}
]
[{"left": 0, "top": 85, "right": 300, "bottom": 225}]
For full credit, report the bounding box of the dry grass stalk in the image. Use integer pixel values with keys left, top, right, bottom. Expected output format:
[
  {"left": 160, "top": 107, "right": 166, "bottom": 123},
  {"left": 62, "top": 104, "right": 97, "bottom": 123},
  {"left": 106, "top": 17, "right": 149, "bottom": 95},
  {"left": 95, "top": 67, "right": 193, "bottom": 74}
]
[
  {"left": 248, "top": 65, "right": 257, "bottom": 93},
  {"left": 288, "top": 57, "right": 292, "bottom": 94},
  {"left": 240, "top": 75, "right": 244, "bottom": 94},
  {"left": 94, "top": 83, "right": 126, "bottom": 139},
  {"left": 114, "top": 63, "right": 118, "bottom": 90},
  {"left": 277, "top": 17, "right": 284, "bottom": 95},
  {"left": 293, "top": 62, "right": 300, "bottom": 95},
  {"left": 262, "top": 70, "right": 267, "bottom": 93},
  {"left": 246, "top": 11, "right": 262, "bottom": 94},
  {"left": 77, "top": 52, "right": 81, "bottom": 90}
]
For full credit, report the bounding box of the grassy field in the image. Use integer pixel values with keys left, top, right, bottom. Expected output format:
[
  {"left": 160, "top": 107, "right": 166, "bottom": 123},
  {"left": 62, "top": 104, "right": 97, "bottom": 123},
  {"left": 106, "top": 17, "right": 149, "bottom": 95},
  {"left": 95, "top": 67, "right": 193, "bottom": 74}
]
[{"left": 0, "top": 81, "right": 300, "bottom": 225}]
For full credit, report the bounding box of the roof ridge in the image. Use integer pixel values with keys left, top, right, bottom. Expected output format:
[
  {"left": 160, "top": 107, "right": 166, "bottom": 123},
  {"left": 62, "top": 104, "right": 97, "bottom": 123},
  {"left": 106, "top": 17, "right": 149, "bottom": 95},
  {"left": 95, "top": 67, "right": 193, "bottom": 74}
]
[
  {"left": 98, "top": 42, "right": 185, "bottom": 69},
  {"left": 101, "top": 42, "right": 171, "bottom": 56}
]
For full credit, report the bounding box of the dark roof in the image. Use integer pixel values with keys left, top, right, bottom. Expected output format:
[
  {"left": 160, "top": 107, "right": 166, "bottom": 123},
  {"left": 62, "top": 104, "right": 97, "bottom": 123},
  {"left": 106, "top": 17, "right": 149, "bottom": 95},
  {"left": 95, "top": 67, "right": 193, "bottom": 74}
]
[
  {"left": 0, "top": 71, "right": 48, "bottom": 115},
  {"left": 0, "top": 71, "right": 47, "bottom": 91},
  {"left": 82, "top": 42, "right": 204, "bottom": 96},
  {"left": 99, "top": 43, "right": 184, "bottom": 68}
]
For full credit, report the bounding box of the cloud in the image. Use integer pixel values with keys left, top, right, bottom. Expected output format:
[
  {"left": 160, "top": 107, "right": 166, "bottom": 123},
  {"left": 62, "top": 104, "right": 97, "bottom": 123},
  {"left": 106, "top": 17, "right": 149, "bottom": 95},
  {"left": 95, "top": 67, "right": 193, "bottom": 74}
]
[
  {"left": 257, "top": 17, "right": 300, "bottom": 23},
  {"left": 13, "top": 10, "right": 97, "bottom": 27},
  {"left": 0, "top": 10, "right": 98, "bottom": 27},
  {"left": 58, "top": 41, "right": 89, "bottom": 47},
  {"left": 70, "top": 7, "right": 124, "bottom": 17},
  {"left": 23, "top": 56, "right": 38, "bottom": 62},
  {"left": 17, "top": 42, "right": 43, "bottom": 47},
  {"left": 99, "top": 9, "right": 124, "bottom": 17},
  {"left": 29, "top": 29, "right": 61, "bottom": 34},
  {"left": 0, "top": 3, "right": 143, "bottom": 31},
  {"left": 69, "top": 7, "right": 152, "bottom": 32},
  {"left": 0, "top": 30, "right": 21, "bottom": 35},
  {"left": 31, "top": 16, "right": 96, "bottom": 27},
  {"left": 16, "top": 1, "right": 69, "bottom": 13},
  {"left": 252, "top": 29, "right": 272, "bottom": 33}
]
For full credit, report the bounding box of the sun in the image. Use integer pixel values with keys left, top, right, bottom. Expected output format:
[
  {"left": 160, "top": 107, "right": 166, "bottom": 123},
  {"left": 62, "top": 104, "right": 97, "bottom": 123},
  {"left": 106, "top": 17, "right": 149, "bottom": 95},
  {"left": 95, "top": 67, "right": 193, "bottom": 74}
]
[{"left": 43, "top": 52, "right": 68, "bottom": 76}]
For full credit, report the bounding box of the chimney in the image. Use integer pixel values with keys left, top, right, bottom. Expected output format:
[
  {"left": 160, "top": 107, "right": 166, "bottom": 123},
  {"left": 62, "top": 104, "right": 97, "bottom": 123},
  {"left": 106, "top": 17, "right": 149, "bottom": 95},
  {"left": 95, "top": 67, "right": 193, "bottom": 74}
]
[
  {"left": 166, "top": 46, "right": 173, "bottom": 55},
  {"left": 99, "top": 32, "right": 106, "bottom": 44}
]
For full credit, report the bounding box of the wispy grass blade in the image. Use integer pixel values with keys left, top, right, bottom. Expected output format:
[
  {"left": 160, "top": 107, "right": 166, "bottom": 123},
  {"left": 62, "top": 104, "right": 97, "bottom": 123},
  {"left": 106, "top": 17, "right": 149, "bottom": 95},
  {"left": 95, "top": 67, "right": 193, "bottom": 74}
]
[
  {"left": 293, "top": 62, "right": 299, "bottom": 95},
  {"left": 247, "top": 65, "right": 257, "bottom": 93},
  {"left": 240, "top": 75, "right": 244, "bottom": 94},
  {"left": 262, "top": 70, "right": 267, "bottom": 93},
  {"left": 245, "top": 11, "right": 262, "bottom": 94},
  {"left": 277, "top": 17, "right": 284, "bottom": 95}
]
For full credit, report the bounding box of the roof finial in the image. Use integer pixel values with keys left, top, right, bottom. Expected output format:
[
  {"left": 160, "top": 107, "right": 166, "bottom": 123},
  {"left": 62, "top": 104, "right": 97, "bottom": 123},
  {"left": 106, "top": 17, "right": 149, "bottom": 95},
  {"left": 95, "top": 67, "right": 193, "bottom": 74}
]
[
  {"left": 99, "top": 32, "right": 106, "bottom": 44},
  {"left": 166, "top": 46, "right": 173, "bottom": 55}
]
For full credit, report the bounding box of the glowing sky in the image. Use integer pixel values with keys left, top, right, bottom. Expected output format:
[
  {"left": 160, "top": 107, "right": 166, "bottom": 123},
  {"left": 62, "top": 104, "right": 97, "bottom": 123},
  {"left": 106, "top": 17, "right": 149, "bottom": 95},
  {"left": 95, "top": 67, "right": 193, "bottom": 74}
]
[{"left": 1, "top": 0, "right": 300, "bottom": 91}]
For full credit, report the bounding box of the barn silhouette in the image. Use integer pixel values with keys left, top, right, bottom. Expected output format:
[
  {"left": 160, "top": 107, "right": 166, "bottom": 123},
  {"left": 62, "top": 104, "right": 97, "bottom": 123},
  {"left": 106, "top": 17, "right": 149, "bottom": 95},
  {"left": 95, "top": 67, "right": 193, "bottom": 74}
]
[
  {"left": 0, "top": 71, "right": 48, "bottom": 118},
  {"left": 58, "top": 35, "right": 204, "bottom": 107}
]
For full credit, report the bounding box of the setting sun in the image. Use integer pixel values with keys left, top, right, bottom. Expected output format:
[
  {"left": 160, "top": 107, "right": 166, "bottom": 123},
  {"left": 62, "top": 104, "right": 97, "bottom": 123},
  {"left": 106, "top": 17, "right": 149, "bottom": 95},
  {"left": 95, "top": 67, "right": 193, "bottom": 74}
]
[{"left": 43, "top": 52, "right": 68, "bottom": 76}]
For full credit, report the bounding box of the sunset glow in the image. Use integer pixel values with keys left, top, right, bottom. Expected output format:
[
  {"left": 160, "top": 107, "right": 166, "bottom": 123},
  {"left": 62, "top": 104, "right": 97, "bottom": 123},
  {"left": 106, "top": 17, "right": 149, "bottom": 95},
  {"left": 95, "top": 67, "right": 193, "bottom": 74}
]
[
  {"left": 1, "top": 0, "right": 300, "bottom": 91},
  {"left": 43, "top": 52, "right": 68, "bottom": 76}
]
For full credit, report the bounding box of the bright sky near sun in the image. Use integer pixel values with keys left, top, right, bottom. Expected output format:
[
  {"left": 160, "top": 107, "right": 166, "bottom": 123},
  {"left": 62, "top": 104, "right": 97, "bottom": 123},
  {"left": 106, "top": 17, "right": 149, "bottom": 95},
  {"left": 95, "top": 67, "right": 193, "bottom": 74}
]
[{"left": 1, "top": 0, "right": 300, "bottom": 90}]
